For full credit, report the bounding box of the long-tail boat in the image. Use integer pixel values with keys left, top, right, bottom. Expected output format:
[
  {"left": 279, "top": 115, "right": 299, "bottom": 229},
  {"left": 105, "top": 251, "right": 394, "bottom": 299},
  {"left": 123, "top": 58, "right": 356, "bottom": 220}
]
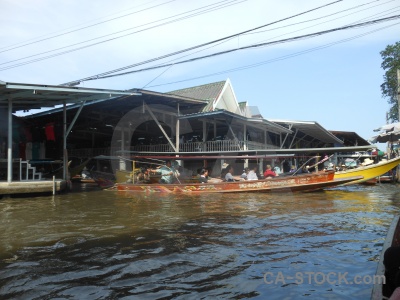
[
  {"left": 334, "top": 156, "right": 400, "bottom": 185},
  {"left": 116, "top": 171, "right": 362, "bottom": 194}
]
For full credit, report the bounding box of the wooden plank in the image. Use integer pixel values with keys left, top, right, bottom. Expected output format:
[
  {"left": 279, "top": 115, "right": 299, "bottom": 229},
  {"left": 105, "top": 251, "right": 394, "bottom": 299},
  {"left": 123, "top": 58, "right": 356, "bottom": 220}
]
[{"left": 0, "top": 180, "right": 67, "bottom": 195}]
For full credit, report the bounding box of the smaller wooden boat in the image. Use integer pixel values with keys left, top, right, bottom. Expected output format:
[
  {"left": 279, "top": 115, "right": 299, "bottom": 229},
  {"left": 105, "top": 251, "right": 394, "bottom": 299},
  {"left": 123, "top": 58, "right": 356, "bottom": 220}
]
[
  {"left": 71, "top": 175, "right": 96, "bottom": 183},
  {"left": 92, "top": 167, "right": 163, "bottom": 188},
  {"left": 371, "top": 215, "right": 400, "bottom": 299},
  {"left": 90, "top": 170, "right": 116, "bottom": 189},
  {"left": 116, "top": 171, "right": 362, "bottom": 194},
  {"left": 377, "top": 170, "right": 396, "bottom": 183},
  {"left": 69, "top": 158, "right": 91, "bottom": 178}
]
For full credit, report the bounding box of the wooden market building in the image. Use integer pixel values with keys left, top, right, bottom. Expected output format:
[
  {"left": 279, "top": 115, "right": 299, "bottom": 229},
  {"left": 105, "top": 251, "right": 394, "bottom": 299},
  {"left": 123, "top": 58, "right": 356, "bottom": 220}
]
[{"left": 0, "top": 78, "right": 373, "bottom": 196}]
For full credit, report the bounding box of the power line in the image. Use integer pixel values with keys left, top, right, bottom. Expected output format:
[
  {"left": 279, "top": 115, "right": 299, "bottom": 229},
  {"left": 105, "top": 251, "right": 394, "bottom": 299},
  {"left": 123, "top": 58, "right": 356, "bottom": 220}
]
[
  {"left": 248, "top": 2, "right": 400, "bottom": 53},
  {"left": 60, "top": 0, "right": 344, "bottom": 86},
  {"left": 244, "top": 0, "right": 394, "bottom": 36},
  {"left": 0, "top": 0, "right": 245, "bottom": 69},
  {"left": 75, "top": 15, "right": 400, "bottom": 81},
  {"left": 146, "top": 22, "right": 400, "bottom": 89},
  {"left": 0, "top": 0, "right": 176, "bottom": 53},
  {"left": 138, "top": 0, "right": 399, "bottom": 88}
]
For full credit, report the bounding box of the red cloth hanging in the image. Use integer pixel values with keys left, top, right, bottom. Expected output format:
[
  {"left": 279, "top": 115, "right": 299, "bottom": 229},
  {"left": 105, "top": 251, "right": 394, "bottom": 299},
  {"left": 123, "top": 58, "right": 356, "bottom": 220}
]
[{"left": 45, "top": 123, "right": 55, "bottom": 141}]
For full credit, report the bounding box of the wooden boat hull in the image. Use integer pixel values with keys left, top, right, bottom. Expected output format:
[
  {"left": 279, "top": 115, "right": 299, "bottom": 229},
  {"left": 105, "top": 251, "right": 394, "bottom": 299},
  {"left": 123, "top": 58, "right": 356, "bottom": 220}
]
[
  {"left": 377, "top": 170, "right": 396, "bottom": 183},
  {"left": 360, "top": 178, "right": 377, "bottom": 185},
  {"left": 116, "top": 172, "right": 362, "bottom": 194},
  {"left": 334, "top": 156, "right": 400, "bottom": 185},
  {"left": 371, "top": 215, "right": 400, "bottom": 300}
]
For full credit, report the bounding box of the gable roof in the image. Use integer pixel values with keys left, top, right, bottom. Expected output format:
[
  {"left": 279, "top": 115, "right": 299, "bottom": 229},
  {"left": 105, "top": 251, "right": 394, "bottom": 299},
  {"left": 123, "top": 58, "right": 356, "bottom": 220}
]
[
  {"left": 167, "top": 80, "right": 225, "bottom": 102},
  {"left": 167, "top": 80, "right": 243, "bottom": 114}
]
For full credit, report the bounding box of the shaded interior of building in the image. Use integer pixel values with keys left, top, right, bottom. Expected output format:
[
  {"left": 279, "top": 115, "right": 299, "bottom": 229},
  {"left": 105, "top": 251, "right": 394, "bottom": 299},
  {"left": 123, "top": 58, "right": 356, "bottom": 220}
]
[{"left": 0, "top": 93, "right": 371, "bottom": 180}]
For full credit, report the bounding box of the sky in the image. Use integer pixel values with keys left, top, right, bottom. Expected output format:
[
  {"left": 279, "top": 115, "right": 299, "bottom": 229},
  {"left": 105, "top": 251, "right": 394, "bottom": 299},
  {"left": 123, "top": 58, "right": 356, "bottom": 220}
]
[{"left": 1, "top": 0, "right": 400, "bottom": 146}]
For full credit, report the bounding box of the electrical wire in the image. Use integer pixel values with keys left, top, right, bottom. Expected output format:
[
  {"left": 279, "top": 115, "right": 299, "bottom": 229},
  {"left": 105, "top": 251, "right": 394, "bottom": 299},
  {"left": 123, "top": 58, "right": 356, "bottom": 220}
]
[
  {"left": 244, "top": 0, "right": 395, "bottom": 36},
  {"left": 0, "top": 0, "right": 244, "bottom": 68},
  {"left": 247, "top": 2, "right": 400, "bottom": 52},
  {"left": 79, "top": 15, "right": 400, "bottom": 81},
  {"left": 145, "top": 21, "right": 400, "bottom": 89},
  {"left": 0, "top": 0, "right": 342, "bottom": 78},
  {"left": 0, "top": 0, "right": 176, "bottom": 53},
  {"left": 128, "top": 1, "right": 400, "bottom": 88},
  {"left": 58, "top": 0, "right": 344, "bottom": 86}
]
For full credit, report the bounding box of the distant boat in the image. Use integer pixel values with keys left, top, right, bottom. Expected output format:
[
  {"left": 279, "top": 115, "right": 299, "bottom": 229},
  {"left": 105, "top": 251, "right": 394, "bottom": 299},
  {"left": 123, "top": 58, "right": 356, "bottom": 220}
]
[
  {"left": 90, "top": 170, "right": 116, "bottom": 189},
  {"left": 91, "top": 168, "right": 155, "bottom": 188}
]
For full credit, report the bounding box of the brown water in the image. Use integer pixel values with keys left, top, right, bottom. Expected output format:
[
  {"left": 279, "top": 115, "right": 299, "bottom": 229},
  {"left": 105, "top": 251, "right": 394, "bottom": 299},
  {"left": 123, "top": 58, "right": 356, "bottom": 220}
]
[{"left": 0, "top": 183, "right": 399, "bottom": 299}]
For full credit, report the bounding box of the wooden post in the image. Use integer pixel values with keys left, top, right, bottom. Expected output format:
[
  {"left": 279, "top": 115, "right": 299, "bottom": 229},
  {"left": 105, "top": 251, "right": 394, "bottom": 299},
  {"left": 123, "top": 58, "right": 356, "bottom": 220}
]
[
  {"left": 132, "top": 160, "right": 135, "bottom": 184},
  {"left": 202, "top": 121, "right": 206, "bottom": 151},
  {"left": 7, "top": 98, "right": 12, "bottom": 183},
  {"left": 120, "top": 129, "right": 125, "bottom": 171},
  {"left": 176, "top": 103, "right": 180, "bottom": 152},
  {"left": 63, "top": 102, "right": 68, "bottom": 181},
  {"left": 53, "top": 176, "right": 56, "bottom": 195}
]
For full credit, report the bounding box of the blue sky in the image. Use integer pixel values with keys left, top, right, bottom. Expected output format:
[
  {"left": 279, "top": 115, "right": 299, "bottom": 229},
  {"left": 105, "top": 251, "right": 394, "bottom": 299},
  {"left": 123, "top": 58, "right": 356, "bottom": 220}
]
[{"left": 1, "top": 0, "right": 399, "bottom": 145}]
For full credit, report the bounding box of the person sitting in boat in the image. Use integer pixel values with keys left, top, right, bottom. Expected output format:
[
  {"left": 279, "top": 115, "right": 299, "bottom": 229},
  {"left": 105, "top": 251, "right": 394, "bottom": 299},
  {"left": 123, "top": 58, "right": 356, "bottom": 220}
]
[
  {"left": 199, "top": 168, "right": 208, "bottom": 183},
  {"left": 325, "top": 162, "right": 335, "bottom": 171},
  {"left": 241, "top": 168, "right": 249, "bottom": 180},
  {"left": 247, "top": 166, "right": 258, "bottom": 180},
  {"left": 149, "top": 160, "right": 179, "bottom": 184},
  {"left": 81, "top": 167, "right": 91, "bottom": 179},
  {"left": 296, "top": 165, "right": 310, "bottom": 174},
  {"left": 289, "top": 165, "right": 297, "bottom": 172},
  {"left": 273, "top": 166, "right": 281, "bottom": 175},
  {"left": 225, "top": 166, "right": 235, "bottom": 182},
  {"left": 220, "top": 163, "right": 230, "bottom": 180},
  {"left": 263, "top": 165, "right": 278, "bottom": 179}
]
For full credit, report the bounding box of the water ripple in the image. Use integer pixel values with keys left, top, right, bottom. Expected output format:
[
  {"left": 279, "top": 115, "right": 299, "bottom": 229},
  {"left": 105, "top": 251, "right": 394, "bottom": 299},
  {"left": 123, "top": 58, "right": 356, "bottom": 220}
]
[{"left": 0, "top": 183, "right": 400, "bottom": 299}]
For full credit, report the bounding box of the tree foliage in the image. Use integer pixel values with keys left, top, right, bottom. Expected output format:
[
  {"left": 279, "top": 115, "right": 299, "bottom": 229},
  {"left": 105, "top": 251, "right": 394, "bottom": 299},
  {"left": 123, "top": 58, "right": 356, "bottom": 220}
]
[{"left": 381, "top": 41, "right": 400, "bottom": 122}]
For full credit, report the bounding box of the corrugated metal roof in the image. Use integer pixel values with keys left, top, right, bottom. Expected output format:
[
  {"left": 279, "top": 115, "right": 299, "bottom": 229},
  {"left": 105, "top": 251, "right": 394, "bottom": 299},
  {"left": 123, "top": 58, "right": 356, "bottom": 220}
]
[
  {"left": 329, "top": 131, "right": 370, "bottom": 146},
  {"left": 269, "top": 119, "right": 344, "bottom": 145},
  {"left": 0, "top": 81, "right": 134, "bottom": 113},
  {"left": 167, "top": 80, "right": 225, "bottom": 102}
]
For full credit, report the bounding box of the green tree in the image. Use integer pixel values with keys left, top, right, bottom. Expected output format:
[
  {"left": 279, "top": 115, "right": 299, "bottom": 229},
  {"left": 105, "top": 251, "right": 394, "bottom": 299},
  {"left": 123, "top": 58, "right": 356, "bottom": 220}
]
[{"left": 380, "top": 41, "right": 400, "bottom": 122}]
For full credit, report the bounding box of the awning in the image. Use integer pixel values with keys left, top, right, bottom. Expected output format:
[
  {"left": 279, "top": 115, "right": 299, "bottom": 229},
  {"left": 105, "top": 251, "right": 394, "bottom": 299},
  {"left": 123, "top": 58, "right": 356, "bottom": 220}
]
[{"left": 0, "top": 80, "right": 136, "bottom": 113}]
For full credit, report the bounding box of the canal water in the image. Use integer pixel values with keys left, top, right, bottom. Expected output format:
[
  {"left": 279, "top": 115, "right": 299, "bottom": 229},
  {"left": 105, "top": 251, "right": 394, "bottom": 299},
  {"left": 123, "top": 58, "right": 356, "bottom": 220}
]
[{"left": 0, "top": 183, "right": 399, "bottom": 300}]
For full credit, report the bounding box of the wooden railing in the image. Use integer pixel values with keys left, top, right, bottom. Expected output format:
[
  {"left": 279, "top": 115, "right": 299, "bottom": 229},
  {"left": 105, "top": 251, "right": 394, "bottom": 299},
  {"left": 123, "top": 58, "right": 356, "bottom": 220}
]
[{"left": 68, "top": 140, "right": 279, "bottom": 158}]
